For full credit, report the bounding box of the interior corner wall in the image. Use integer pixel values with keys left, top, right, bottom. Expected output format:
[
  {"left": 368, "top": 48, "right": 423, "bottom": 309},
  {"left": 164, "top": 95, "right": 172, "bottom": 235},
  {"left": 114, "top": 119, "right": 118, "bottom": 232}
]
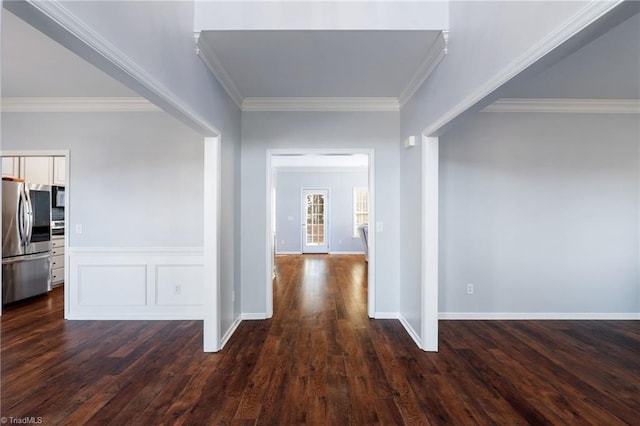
[
  {"left": 219, "top": 107, "right": 242, "bottom": 336},
  {"left": 402, "top": 0, "right": 600, "bottom": 137},
  {"left": 398, "top": 141, "right": 423, "bottom": 337},
  {"left": 240, "top": 111, "right": 400, "bottom": 317},
  {"left": 439, "top": 112, "right": 640, "bottom": 315},
  {"left": 275, "top": 169, "right": 368, "bottom": 254}
]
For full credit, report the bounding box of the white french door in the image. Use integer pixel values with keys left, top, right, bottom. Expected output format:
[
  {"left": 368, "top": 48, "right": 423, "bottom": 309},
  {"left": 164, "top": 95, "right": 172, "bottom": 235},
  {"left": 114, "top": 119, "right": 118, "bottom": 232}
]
[{"left": 301, "top": 189, "right": 329, "bottom": 254}]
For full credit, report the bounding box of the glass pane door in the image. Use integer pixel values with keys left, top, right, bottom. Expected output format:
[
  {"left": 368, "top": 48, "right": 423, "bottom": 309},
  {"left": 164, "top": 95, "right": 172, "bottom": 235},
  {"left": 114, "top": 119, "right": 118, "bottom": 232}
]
[{"left": 302, "top": 189, "right": 329, "bottom": 253}]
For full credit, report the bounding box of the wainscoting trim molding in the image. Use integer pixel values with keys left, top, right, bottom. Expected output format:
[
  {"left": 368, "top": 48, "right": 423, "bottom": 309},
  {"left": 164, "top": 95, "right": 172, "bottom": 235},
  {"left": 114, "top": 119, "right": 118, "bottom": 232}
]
[{"left": 67, "top": 247, "right": 205, "bottom": 320}]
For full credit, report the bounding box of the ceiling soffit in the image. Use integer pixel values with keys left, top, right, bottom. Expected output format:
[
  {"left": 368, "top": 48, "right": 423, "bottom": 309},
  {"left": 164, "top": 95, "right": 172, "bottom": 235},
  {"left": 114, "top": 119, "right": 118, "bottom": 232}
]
[{"left": 194, "top": 30, "right": 448, "bottom": 112}]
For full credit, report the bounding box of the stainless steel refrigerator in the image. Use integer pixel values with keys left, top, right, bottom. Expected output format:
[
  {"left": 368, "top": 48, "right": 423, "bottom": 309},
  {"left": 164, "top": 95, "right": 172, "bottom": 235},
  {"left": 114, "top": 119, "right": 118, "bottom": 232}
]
[{"left": 2, "top": 179, "right": 52, "bottom": 305}]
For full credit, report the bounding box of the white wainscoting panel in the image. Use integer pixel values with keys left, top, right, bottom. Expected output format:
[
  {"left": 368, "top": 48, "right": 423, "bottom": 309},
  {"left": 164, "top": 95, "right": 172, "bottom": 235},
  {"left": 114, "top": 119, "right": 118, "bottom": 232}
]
[
  {"left": 68, "top": 247, "right": 204, "bottom": 320},
  {"left": 155, "top": 265, "right": 204, "bottom": 306},
  {"left": 78, "top": 265, "right": 147, "bottom": 306}
]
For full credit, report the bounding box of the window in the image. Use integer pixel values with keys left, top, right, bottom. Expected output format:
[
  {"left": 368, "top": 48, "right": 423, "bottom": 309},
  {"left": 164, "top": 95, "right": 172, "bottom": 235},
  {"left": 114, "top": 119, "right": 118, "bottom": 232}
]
[{"left": 353, "top": 187, "right": 369, "bottom": 237}]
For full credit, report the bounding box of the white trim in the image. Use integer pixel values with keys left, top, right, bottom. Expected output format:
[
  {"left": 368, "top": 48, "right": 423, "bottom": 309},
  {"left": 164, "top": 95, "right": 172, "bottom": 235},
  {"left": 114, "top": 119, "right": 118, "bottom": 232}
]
[
  {"left": 241, "top": 313, "right": 268, "bottom": 320},
  {"left": 66, "top": 247, "right": 203, "bottom": 255},
  {"left": 329, "top": 251, "right": 365, "bottom": 255},
  {"left": 203, "top": 136, "right": 222, "bottom": 352},
  {"left": 1, "top": 97, "right": 160, "bottom": 113},
  {"left": 14, "top": 0, "right": 220, "bottom": 136},
  {"left": 1, "top": 149, "right": 70, "bottom": 158},
  {"left": 483, "top": 98, "right": 640, "bottom": 114},
  {"left": 195, "top": 35, "right": 244, "bottom": 108},
  {"left": 375, "top": 312, "right": 400, "bottom": 320},
  {"left": 242, "top": 97, "right": 399, "bottom": 112},
  {"left": 422, "top": 0, "right": 623, "bottom": 136},
  {"left": 275, "top": 251, "right": 303, "bottom": 255},
  {"left": 421, "top": 136, "right": 439, "bottom": 352},
  {"left": 398, "top": 31, "right": 448, "bottom": 106},
  {"left": 439, "top": 313, "right": 640, "bottom": 320},
  {"left": 219, "top": 316, "right": 242, "bottom": 349},
  {"left": 399, "top": 314, "right": 423, "bottom": 348}
]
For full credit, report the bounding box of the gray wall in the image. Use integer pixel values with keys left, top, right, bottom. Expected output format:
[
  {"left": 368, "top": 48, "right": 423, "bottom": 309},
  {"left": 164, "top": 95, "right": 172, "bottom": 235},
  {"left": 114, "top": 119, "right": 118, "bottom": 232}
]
[
  {"left": 241, "top": 111, "right": 400, "bottom": 316},
  {"left": 275, "top": 169, "right": 368, "bottom": 254},
  {"left": 439, "top": 112, "right": 639, "bottom": 314},
  {"left": 2, "top": 111, "right": 204, "bottom": 247}
]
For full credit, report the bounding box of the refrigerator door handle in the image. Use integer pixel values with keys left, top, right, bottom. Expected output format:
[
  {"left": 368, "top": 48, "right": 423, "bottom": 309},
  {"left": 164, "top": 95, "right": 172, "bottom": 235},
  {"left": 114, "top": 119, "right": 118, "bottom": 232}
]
[
  {"left": 24, "top": 187, "right": 34, "bottom": 244},
  {"left": 18, "top": 188, "right": 28, "bottom": 245},
  {"left": 1, "top": 251, "right": 51, "bottom": 264}
]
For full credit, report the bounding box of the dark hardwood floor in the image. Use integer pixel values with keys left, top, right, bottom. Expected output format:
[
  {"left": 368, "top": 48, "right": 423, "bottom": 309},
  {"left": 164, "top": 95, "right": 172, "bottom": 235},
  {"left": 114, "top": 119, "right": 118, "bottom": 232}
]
[{"left": 1, "top": 254, "right": 639, "bottom": 424}]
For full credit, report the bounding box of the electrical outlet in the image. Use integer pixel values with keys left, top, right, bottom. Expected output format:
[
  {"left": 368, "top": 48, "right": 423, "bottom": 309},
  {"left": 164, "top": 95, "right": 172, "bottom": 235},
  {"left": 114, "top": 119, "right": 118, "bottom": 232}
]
[
  {"left": 174, "top": 284, "right": 182, "bottom": 295},
  {"left": 467, "top": 283, "right": 474, "bottom": 295},
  {"left": 75, "top": 224, "right": 83, "bottom": 234}
]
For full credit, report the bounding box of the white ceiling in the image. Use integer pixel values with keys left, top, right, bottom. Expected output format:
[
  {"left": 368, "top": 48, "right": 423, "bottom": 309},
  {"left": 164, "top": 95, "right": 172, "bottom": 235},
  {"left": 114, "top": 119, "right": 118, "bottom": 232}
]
[
  {"left": 197, "top": 30, "right": 442, "bottom": 100},
  {"left": 1, "top": 9, "right": 137, "bottom": 98}
]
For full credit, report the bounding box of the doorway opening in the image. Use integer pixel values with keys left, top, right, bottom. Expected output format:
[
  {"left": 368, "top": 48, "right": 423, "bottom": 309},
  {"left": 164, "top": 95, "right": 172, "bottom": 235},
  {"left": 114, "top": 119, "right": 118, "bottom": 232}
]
[
  {"left": 266, "top": 149, "right": 376, "bottom": 319},
  {"left": 0, "top": 150, "right": 70, "bottom": 316}
]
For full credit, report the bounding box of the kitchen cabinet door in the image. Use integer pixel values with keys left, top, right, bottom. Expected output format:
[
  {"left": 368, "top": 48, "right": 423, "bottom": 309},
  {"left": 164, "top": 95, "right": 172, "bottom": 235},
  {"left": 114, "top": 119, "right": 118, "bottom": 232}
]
[
  {"left": 20, "top": 157, "right": 54, "bottom": 185},
  {"left": 2, "top": 157, "right": 20, "bottom": 178},
  {"left": 53, "top": 157, "right": 66, "bottom": 185}
]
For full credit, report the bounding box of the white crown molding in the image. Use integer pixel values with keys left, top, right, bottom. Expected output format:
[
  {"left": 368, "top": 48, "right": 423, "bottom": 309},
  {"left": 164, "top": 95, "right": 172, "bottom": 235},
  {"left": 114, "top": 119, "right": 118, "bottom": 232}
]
[
  {"left": 195, "top": 33, "right": 244, "bottom": 108},
  {"left": 422, "top": 0, "right": 624, "bottom": 136},
  {"left": 483, "top": 98, "right": 640, "bottom": 114},
  {"left": 398, "top": 30, "right": 448, "bottom": 107},
  {"left": 1, "top": 97, "right": 161, "bottom": 113},
  {"left": 21, "top": 0, "right": 220, "bottom": 135},
  {"left": 241, "top": 97, "right": 400, "bottom": 112}
]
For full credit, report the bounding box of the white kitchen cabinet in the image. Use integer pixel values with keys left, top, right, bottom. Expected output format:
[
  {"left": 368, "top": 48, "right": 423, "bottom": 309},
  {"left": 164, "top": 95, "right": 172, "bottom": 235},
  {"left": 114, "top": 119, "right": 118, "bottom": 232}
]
[
  {"left": 53, "top": 157, "right": 66, "bottom": 186},
  {"left": 2, "top": 157, "right": 20, "bottom": 178},
  {"left": 20, "top": 157, "right": 54, "bottom": 185},
  {"left": 51, "top": 237, "right": 65, "bottom": 287}
]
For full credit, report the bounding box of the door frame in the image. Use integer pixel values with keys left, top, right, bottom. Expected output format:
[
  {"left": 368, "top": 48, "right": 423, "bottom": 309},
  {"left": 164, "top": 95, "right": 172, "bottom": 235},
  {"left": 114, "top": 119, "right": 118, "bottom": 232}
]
[
  {"left": 266, "top": 148, "right": 376, "bottom": 318},
  {"left": 0, "top": 149, "right": 70, "bottom": 316},
  {"left": 301, "top": 188, "right": 330, "bottom": 254}
]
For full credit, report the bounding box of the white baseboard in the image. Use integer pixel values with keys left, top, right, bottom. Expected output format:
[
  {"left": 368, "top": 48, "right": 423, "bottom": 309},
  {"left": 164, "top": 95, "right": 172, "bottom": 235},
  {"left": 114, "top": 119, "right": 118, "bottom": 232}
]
[
  {"left": 241, "top": 313, "right": 268, "bottom": 320},
  {"left": 67, "top": 247, "right": 205, "bottom": 320},
  {"left": 374, "top": 312, "right": 399, "bottom": 319},
  {"left": 439, "top": 312, "right": 640, "bottom": 320},
  {"left": 219, "top": 316, "right": 242, "bottom": 349},
  {"left": 275, "top": 251, "right": 302, "bottom": 255},
  {"left": 399, "top": 314, "right": 422, "bottom": 348},
  {"left": 329, "top": 251, "right": 365, "bottom": 255}
]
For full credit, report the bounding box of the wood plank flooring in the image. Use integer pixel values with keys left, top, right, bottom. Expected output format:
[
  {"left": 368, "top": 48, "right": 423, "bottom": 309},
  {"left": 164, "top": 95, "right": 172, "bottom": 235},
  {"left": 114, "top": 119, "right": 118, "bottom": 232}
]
[{"left": 1, "top": 254, "right": 639, "bottom": 424}]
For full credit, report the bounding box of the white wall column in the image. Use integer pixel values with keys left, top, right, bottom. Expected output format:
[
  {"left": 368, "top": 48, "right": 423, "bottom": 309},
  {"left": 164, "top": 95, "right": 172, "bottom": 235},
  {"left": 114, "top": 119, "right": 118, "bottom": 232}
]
[
  {"left": 203, "top": 136, "right": 221, "bottom": 352},
  {"left": 422, "top": 136, "right": 439, "bottom": 351}
]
